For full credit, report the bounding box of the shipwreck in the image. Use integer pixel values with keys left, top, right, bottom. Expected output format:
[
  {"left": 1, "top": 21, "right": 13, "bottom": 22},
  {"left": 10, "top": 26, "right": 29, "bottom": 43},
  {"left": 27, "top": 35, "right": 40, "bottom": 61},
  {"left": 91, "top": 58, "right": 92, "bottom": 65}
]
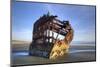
[{"left": 29, "top": 12, "right": 74, "bottom": 59}]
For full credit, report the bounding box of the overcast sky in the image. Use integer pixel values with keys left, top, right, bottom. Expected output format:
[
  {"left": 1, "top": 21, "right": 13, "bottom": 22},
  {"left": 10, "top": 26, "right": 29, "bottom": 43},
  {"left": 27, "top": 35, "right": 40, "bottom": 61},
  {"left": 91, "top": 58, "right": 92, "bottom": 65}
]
[{"left": 12, "top": 1, "right": 96, "bottom": 42}]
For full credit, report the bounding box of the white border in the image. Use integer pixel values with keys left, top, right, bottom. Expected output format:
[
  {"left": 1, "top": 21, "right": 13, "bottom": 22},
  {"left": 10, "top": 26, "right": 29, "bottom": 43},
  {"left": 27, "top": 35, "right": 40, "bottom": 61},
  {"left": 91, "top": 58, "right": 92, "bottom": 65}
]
[
  {"left": 0, "top": 0, "right": 10, "bottom": 67},
  {"left": 18, "top": 0, "right": 96, "bottom": 5}
]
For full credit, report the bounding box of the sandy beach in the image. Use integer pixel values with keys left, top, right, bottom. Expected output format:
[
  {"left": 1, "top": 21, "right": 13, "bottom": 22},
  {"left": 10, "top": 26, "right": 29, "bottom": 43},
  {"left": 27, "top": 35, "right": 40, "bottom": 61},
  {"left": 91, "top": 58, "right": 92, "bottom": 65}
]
[{"left": 11, "top": 40, "right": 96, "bottom": 66}]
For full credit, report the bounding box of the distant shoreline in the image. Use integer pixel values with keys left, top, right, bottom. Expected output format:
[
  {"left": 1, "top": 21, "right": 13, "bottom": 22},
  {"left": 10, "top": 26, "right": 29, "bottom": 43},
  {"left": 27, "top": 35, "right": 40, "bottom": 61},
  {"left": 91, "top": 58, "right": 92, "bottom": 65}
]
[{"left": 11, "top": 40, "right": 96, "bottom": 52}]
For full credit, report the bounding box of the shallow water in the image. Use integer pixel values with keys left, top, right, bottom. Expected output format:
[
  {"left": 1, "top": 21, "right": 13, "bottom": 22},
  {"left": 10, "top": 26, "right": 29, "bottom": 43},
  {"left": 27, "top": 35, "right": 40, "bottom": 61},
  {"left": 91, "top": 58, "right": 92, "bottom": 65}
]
[
  {"left": 12, "top": 49, "right": 95, "bottom": 56},
  {"left": 11, "top": 44, "right": 96, "bottom": 66}
]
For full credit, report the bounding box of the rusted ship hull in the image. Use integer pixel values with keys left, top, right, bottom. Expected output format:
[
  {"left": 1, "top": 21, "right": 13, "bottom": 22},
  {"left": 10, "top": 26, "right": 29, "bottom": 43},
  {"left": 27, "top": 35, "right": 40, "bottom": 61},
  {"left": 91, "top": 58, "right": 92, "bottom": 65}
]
[{"left": 29, "top": 13, "right": 74, "bottom": 59}]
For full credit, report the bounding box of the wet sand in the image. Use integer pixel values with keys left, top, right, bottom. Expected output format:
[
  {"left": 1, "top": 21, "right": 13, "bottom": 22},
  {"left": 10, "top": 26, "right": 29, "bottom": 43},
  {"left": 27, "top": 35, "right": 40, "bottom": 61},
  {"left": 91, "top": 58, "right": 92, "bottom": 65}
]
[{"left": 11, "top": 41, "right": 96, "bottom": 66}]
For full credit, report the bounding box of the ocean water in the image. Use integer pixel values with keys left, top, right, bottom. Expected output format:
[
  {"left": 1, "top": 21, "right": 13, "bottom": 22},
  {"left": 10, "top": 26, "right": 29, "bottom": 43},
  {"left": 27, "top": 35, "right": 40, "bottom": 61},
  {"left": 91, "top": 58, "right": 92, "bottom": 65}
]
[
  {"left": 12, "top": 48, "right": 95, "bottom": 56},
  {"left": 11, "top": 43, "right": 96, "bottom": 66}
]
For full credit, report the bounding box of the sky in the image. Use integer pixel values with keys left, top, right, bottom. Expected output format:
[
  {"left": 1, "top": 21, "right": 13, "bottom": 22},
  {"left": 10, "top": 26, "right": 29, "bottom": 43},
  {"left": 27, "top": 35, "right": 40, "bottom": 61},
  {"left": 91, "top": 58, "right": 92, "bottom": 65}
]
[{"left": 12, "top": 1, "right": 96, "bottom": 42}]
